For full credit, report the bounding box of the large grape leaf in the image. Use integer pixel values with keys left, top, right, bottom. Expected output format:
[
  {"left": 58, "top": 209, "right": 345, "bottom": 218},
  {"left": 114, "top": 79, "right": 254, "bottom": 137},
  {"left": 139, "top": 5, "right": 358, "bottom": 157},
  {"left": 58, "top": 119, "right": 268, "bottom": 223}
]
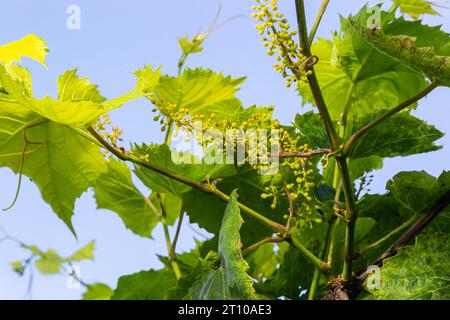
[
  {"left": 149, "top": 68, "right": 245, "bottom": 120},
  {"left": 94, "top": 159, "right": 159, "bottom": 238},
  {"left": 190, "top": 191, "right": 256, "bottom": 300},
  {"left": 386, "top": 171, "right": 450, "bottom": 213},
  {"left": 298, "top": 6, "right": 427, "bottom": 121},
  {"left": 0, "top": 65, "right": 103, "bottom": 128},
  {"left": 351, "top": 112, "right": 443, "bottom": 159},
  {"left": 355, "top": 171, "right": 450, "bottom": 268},
  {"left": 367, "top": 233, "right": 450, "bottom": 299},
  {"left": 350, "top": 14, "right": 450, "bottom": 86},
  {"left": 0, "top": 92, "right": 107, "bottom": 233},
  {"left": 112, "top": 268, "right": 177, "bottom": 300},
  {"left": 23, "top": 68, "right": 107, "bottom": 128},
  {"left": 0, "top": 62, "right": 160, "bottom": 129}
]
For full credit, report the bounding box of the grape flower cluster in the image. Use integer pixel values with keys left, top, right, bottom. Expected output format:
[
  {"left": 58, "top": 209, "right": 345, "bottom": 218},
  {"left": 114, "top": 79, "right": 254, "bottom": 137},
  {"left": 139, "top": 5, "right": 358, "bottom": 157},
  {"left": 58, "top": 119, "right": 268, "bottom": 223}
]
[{"left": 252, "top": 0, "right": 315, "bottom": 87}]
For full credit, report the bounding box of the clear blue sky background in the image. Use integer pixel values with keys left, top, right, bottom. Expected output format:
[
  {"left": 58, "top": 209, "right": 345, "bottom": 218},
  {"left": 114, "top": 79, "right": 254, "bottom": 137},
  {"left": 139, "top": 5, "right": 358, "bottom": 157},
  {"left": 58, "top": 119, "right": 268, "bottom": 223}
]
[{"left": 0, "top": 0, "right": 449, "bottom": 299}]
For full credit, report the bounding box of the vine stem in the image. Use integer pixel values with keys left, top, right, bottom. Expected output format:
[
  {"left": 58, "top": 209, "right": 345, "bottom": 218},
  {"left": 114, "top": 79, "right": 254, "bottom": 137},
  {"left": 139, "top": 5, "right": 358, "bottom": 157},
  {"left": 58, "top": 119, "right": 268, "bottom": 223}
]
[
  {"left": 283, "top": 184, "right": 295, "bottom": 230},
  {"left": 286, "top": 236, "right": 331, "bottom": 273},
  {"left": 357, "top": 213, "right": 418, "bottom": 258},
  {"left": 294, "top": 0, "right": 339, "bottom": 150},
  {"left": 242, "top": 236, "right": 285, "bottom": 256},
  {"left": 169, "top": 209, "right": 185, "bottom": 261},
  {"left": 343, "top": 82, "right": 437, "bottom": 155},
  {"left": 277, "top": 148, "right": 331, "bottom": 158},
  {"left": 164, "top": 121, "right": 174, "bottom": 146},
  {"left": 308, "top": 0, "right": 330, "bottom": 44},
  {"left": 294, "top": 0, "right": 358, "bottom": 282},
  {"left": 307, "top": 217, "right": 334, "bottom": 300}
]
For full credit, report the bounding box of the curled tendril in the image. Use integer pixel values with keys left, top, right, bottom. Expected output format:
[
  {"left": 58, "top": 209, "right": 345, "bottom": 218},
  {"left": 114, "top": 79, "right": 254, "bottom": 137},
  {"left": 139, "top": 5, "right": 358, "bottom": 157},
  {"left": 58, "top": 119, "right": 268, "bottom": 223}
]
[{"left": 3, "top": 120, "right": 47, "bottom": 211}]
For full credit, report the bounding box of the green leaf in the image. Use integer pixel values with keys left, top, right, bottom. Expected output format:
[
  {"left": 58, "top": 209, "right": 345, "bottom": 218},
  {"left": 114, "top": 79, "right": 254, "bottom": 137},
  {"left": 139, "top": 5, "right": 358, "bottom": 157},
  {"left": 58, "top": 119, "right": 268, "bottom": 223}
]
[
  {"left": 349, "top": 156, "right": 383, "bottom": 181},
  {"left": 150, "top": 68, "right": 245, "bottom": 121},
  {"left": 351, "top": 112, "right": 443, "bottom": 159},
  {"left": 391, "top": 0, "right": 440, "bottom": 19},
  {"left": 31, "top": 97, "right": 105, "bottom": 128},
  {"left": 34, "top": 249, "right": 64, "bottom": 274},
  {"left": 367, "top": 233, "right": 450, "bottom": 299},
  {"left": 133, "top": 143, "right": 232, "bottom": 196},
  {"left": 190, "top": 191, "right": 256, "bottom": 300},
  {"left": 386, "top": 171, "right": 448, "bottom": 213},
  {"left": 83, "top": 283, "right": 113, "bottom": 300},
  {"left": 69, "top": 241, "right": 95, "bottom": 261},
  {"left": 184, "top": 166, "right": 286, "bottom": 246},
  {"left": 257, "top": 244, "right": 313, "bottom": 299},
  {"left": 355, "top": 171, "right": 450, "bottom": 268},
  {"left": 246, "top": 244, "right": 278, "bottom": 281},
  {"left": 112, "top": 268, "right": 177, "bottom": 300},
  {"left": 178, "top": 36, "right": 204, "bottom": 55},
  {"left": 94, "top": 159, "right": 159, "bottom": 238},
  {"left": 46, "top": 66, "right": 159, "bottom": 127},
  {"left": 294, "top": 112, "right": 329, "bottom": 148},
  {"left": 0, "top": 97, "right": 106, "bottom": 233},
  {"left": 11, "top": 261, "right": 25, "bottom": 276},
  {"left": 57, "top": 69, "right": 105, "bottom": 103},
  {"left": 425, "top": 208, "right": 450, "bottom": 235},
  {"left": 167, "top": 247, "right": 215, "bottom": 300},
  {"left": 350, "top": 15, "right": 450, "bottom": 86},
  {"left": 0, "top": 34, "right": 48, "bottom": 66},
  {"left": 0, "top": 66, "right": 105, "bottom": 129}
]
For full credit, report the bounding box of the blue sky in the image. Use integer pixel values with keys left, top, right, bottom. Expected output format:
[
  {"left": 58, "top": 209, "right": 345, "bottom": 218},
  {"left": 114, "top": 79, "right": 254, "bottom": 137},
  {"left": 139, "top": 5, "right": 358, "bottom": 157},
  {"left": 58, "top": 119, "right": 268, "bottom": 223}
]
[{"left": 0, "top": 0, "right": 449, "bottom": 299}]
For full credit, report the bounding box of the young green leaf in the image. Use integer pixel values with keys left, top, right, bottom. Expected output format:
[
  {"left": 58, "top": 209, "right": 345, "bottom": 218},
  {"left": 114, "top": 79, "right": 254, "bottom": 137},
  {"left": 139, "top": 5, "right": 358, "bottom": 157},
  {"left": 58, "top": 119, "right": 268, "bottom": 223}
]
[
  {"left": 83, "top": 283, "right": 113, "bottom": 300},
  {"left": 190, "top": 191, "right": 256, "bottom": 300},
  {"left": 149, "top": 68, "right": 245, "bottom": 121},
  {"left": 112, "top": 268, "right": 177, "bottom": 300}
]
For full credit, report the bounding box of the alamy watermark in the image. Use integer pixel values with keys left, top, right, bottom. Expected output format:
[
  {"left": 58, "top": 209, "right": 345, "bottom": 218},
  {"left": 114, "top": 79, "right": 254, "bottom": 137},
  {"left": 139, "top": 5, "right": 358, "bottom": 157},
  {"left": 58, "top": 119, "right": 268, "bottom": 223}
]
[
  {"left": 365, "top": 265, "right": 381, "bottom": 290},
  {"left": 367, "top": 4, "right": 381, "bottom": 29},
  {"left": 66, "top": 5, "right": 81, "bottom": 30},
  {"left": 170, "top": 121, "right": 280, "bottom": 175}
]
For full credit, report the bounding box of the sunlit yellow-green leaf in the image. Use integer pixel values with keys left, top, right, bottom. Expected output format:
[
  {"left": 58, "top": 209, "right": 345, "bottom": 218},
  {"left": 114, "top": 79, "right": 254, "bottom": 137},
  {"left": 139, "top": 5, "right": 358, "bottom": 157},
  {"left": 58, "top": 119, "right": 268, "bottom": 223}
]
[
  {"left": 391, "top": 0, "right": 440, "bottom": 19},
  {"left": 0, "top": 34, "right": 48, "bottom": 66}
]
